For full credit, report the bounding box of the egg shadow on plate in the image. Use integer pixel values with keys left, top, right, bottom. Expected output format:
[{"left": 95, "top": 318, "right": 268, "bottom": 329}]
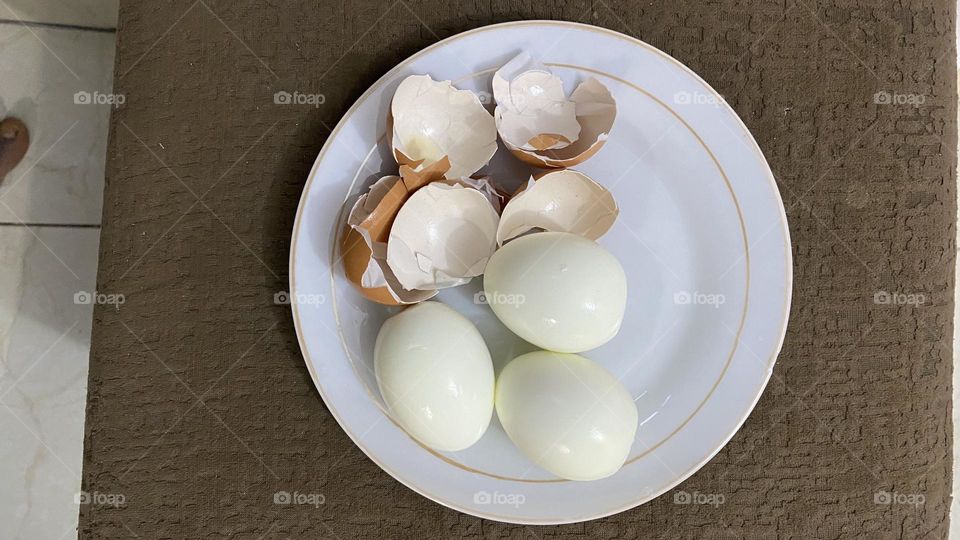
[{"left": 435, "top": 280, "right": 539, "bottom": 377}]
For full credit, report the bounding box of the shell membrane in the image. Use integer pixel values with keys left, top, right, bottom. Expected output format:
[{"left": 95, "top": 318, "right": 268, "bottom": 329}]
[
  {"left": 391, "top": 74, "right": 498, "bottom": 179},
  {"left": 387, "top": 182, "right": 500, "bottom": 291},
  {"left": 497, "top": 169, "right": 618, "bottom": 245},
  {"left": 493, "top": 52, "right": 617, "bottom": 168}
]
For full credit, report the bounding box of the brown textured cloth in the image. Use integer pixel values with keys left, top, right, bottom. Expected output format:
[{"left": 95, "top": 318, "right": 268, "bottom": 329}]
[{"left": 81, "top": 1, "right": 956, "bottom": 538}]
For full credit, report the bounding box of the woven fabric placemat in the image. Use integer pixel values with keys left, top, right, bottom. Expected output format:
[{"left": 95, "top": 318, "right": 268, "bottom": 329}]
[{"left": 80, "top": 1, "right": 955, "bottom": 537}]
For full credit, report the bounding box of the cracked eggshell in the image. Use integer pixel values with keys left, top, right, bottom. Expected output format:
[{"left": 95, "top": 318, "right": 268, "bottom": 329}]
[
  {"left": 497, "top": 169, "right": 618, "bottom": 245},
  {"left": 390, "top": 74, "right": 498, "bottom": 179},
  {"left": 441, "top": 176, "right": 507, "bottom": 213},
  {"left": 387, "top": 182, "right": 500, "bottom": 291},
  {"left": 492, "top": 52, "right": 581, "bottom": 152},
  {"left": 493, "top": 52, "right": 617, "bottom": 168},
  {"left": 341, "top": 174, "right": 437, "bottom": 305}
]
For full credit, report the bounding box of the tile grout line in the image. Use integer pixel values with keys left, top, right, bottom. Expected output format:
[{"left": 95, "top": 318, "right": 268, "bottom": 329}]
[
  {"left": 0, "top": 222, "right": 101, "bottom": 228},
  {"left": 0, "top": 19, "right": 115, "bottom": 34}
]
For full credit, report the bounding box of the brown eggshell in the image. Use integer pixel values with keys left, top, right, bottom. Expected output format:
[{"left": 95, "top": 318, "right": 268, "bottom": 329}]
[
  {"left": 341, "top": 171, "right": 442, "bottom": 305},
  {"left": 527, "top": 133, "right": 571, "bottom": 152},
  {"left": 507, "top": 137, "right": 607, "bottom": 168},
  {"left": 341, "top": 226, "right": 400, "bottom": 305},
  {"left": 397, "top": 154, "right": 450, "bottom": 190},
  {"left": 493, "top": 52, "right": 616, "bottom": 169}
]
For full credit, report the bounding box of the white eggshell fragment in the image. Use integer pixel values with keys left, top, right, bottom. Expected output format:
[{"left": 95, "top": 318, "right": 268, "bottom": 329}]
[
  {"left": 483, "top": 232, "right": 626, "bottom": 353},
  {"left": 492, "top": 53, "right": 581, "bottom": 151},
  {"left": 387, "top": 182, "right": 499, "bottom": 291},
  {"left": 496, "top": 350, "right": 638, "bottom": 481},
  {"left": 391, "top": 74, "right": 498, "bottom": 179},
  {"left": 442, "top": 176, "right": 507, "bottom": 213},
  {"left": 493, "top": 52, "right": 617, "bottom": 168},
  {"left": 497, "top": 169, "right": 618, "bottom": 245},
  {"left": 375, "top": 302, "right": 495, "bottom": 452}
]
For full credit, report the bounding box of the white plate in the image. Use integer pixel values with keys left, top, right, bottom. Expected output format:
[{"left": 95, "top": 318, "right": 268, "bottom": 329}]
[{"left": 289, "top": 21, "right": 791, "bottom": 524}]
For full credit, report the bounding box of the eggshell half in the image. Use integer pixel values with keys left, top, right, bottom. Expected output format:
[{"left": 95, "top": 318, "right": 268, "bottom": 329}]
[
  {"left": 493, "top": 52, "right": 617, "bottom": 168},
  {"left": 492, "top": 52, "right": 580, "bottom": 152},
  {"left": 387, "top": 182, "right": 499, "bottom": 290},
  {"left": 497, "top": 169, "right": 618, "bottom": 245},
  {"left": 391, "top": 74, "right": 498, "bottom": 179}
]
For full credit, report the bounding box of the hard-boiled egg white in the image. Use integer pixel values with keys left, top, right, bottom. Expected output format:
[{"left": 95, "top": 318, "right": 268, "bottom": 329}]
[
  {"left": 374, "top": 301, "right": 494, "bottom": 452},
  {"left": 483, "top": 231, "right": 627, "bottom": 353},
  {"left": 495, "top": 350, "right": 638, "bottom": 481}
]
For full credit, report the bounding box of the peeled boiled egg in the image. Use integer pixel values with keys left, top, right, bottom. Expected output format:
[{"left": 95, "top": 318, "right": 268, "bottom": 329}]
[
  {"left": 483, "top": 232, "right": 627, "bottom": 353},
  {"left": 374, "top": 301, "right": 494, "bottom": 451},
  {"left": 495, "top": 351, "right": 638, "bottom": 481}
]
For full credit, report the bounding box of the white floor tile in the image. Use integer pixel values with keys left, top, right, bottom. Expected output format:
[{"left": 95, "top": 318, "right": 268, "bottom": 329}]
[
  {"left": 0, "top": 24, "right": 115, "bottom": 225},
  {"left": 1, "top": 0, "right": 118, "bottom": 29},
  {"left": 0, "top": 225, "right": 99, "bottom": 540}
]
